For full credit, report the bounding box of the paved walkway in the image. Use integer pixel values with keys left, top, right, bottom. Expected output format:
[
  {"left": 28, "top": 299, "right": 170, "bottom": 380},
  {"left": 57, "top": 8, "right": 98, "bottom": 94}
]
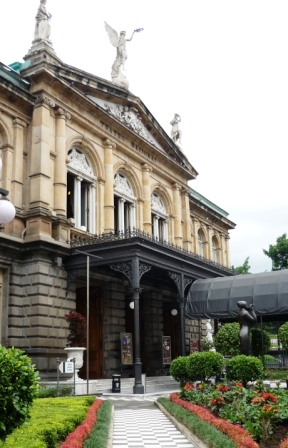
[{"left": 103, "top": 395, "right": 204, "bottom": 448}]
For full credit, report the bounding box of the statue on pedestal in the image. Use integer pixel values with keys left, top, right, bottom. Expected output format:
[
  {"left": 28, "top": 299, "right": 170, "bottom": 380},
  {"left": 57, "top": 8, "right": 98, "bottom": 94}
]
[
  {"left": 105, "top": 22, "right": 143, "bottom": 89},
  {"left": 34, "top": 0, "right": 52, "bottom": 42},
  {"left": 170, "top": 114, "right": 182, "bottom": 145},
  {"left": 237, "top": 301, "right": 257, "bottom": 355}
]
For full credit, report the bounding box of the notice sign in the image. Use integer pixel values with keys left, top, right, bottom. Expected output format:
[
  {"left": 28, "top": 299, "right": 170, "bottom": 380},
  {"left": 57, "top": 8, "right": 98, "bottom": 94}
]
[
  {"left": 58, "top": 361, "right": 74, "bottom": 374},
  {"left": 121, "top": 332, "right": 133, "bottom": 365},
  {"left": 190, "top": 339, "right": 200, "bottom": 354},
  {"left": 162, "top": 336, "right": 171, "bottom": 365}
]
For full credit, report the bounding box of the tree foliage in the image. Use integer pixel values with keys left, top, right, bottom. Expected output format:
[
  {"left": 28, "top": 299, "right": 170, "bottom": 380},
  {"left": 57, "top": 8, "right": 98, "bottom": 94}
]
[
  {"left": 232, "top": 256, "right": 251, "bottom": 275},
  {"left": 250, "top": 327, "right": 271, "bottom": 357},
  {"left": 263, "top": 233, "right": 288, "bottom": 270},
  {"left": 225, "top": 355, "right": 263, "bottom": 387},
  {"left": 186, "top": 351, "right": 224, "bottom": 382},
  {"left": 0, "top": 346, "right": 39, "bottom": 441},
  {"left": 214, "top": 323, "right": 241, "bottom": 357},
  {"left": 278, "top": 322, "right": 288, "bottom": 352}
]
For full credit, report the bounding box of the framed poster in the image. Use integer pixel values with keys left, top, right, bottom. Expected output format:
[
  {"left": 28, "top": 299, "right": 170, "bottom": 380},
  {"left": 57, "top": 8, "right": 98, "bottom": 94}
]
[
  {"left": 120, "top": 332, "right": 133, "bottom": 365},
  {"left": 190, "top": 339, "right": 200, "bottom": 354},
  {"left": 162, "top": 336, "right": 171, "bottom": 365}
]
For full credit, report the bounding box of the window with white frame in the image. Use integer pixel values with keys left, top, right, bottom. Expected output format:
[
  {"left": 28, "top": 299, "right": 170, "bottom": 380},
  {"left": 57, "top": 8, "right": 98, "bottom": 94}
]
[
  {"left": 151, "top": 192, "right": 168, "bottom": 241},
  {"left": 67, "top": 148, "right": 96, "bottom": 233},
  {"left": 114, "top": 173, "right": 136, "bottom": 233}
]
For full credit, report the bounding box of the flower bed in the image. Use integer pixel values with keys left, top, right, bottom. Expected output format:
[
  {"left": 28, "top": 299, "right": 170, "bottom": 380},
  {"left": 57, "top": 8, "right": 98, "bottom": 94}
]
[
  {"left": 170, "top": 393, "right": 259, "bottom": 448},
  {"left": 60, "top": 399, "right": 103, "bottom": 448},
  {"left": 171, "top": 380, "right": 288, "bottom": 447}
]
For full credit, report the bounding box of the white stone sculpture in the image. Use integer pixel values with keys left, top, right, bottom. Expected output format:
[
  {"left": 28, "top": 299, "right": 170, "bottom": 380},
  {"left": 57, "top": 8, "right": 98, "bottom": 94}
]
[
  {"left": 206, "top": 319, "right": 216, "bottom": 351},
  {"left": 104, "top": 22, "right": 143, "bottom": 89},
  {"left": 34, "top": 0, "right": 52, "bottom": 42},
  {"left": 170, "top": 113, "right": 182, "bottom": 145}
]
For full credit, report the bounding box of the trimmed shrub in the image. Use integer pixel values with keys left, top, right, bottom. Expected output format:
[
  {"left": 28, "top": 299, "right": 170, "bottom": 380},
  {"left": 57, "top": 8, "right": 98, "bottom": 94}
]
[
  {"left": 214, "top": 323, "right": 241, "bottom": 357},
  {"left": 251, "top": 327, "right": 271, "bottom": 357},
  {"left": 37, "top": 386, "right": 73, "bottom": 398},
  {"left": 226, "top": 355, "right": 263, "bottom": 387},
  {"left": 278, "top": 322, "right": 288, "bottom": 352},
  {"left": 0, "top": 346, "right": 39, "bottom": 441},
  {"left": 170, "top": 356, "right": 188, "bottom": 386},
  {"left": 186, "top": 351, "right": 224, "bottom": 382},
  {"left": 3, "top": 396, "right": 95, "bottom": 448}
]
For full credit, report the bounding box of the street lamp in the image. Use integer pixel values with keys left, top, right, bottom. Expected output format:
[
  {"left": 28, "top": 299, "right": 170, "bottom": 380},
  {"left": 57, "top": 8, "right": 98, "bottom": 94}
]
[
  {"left": 0, "top": 157, "right": 16, "bottom": 224},
  {"left": 0, "top": 188, "right": 15, "bottom": 224}
]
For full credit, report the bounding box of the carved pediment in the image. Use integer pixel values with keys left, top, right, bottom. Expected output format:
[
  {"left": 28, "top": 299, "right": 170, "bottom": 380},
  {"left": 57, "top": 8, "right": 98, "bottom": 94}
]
[{"left": 88, "top": 96, "right": 163, "bottom": 150}]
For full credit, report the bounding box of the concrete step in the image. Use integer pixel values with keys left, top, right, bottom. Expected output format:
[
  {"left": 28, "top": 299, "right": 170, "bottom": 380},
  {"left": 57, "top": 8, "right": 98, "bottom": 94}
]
[{"left": 95, "top": 375, "right": 180, "bottom": 394}]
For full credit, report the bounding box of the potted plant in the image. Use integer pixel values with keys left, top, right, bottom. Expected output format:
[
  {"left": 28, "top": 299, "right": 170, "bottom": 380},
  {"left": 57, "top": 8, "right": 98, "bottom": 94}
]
[{"left": 64, "top": 310, "right": 87, "bottom": 381}]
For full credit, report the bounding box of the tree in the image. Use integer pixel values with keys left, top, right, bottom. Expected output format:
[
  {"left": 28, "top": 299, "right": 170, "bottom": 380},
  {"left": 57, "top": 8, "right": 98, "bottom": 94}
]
[
  {"left": 232, "top": 256, "right": 251, "bottom": 275},
  {"left": 0, "top": 346, "right": 39, "bottom": 441},
  {"left": 214, "top": 323, "right": 241, "bottom": 357},
  {"left": 263, "top": 233, "right": 288, "bottom": 270}
]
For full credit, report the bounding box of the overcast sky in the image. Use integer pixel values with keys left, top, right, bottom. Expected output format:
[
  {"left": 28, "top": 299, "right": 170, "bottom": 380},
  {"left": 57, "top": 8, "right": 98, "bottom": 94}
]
[{"left": 1, "top": 1, "right": 287, "bottom": 273}]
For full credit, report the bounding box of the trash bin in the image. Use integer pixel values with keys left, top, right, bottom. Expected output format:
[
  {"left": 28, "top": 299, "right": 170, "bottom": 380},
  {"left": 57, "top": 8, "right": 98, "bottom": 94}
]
[{"left": 112, "top": 374, "right": 121, "bottom": 393}]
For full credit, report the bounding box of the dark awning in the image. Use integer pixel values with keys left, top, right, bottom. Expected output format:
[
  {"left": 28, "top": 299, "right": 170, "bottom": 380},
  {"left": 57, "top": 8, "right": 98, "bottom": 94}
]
[{"left": 186, "top": 270, "right": 288, "bottom": 320}]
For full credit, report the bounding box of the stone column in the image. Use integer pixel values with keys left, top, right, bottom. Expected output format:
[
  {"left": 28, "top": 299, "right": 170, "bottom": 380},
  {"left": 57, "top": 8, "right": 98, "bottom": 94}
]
[
  {"left": 153, "top": 215, "right": 159, "bottom": 239},
  {"left": 172, "top": 183, "right": 182, "bottom": 247},
  {"left": 12, "top": 118, "right": 27, "bottom": 210},
  {"left": 1, "top": 143, "right": 13, "bottom": 195},
  {"left": 225, "top": 234, "right": 231, "bottom": 267},
  {"left": 89, "top": 183, "right": 96, "bottom": 234},
  {"left": 137, "top": 199, "right": 144, "bottom": 231},
  {"left": 142, "top": 163, "right": 152, "bottom": 234},
  {"left": 181, "top": 188, "right": 192, "bottom": 251},
  {"left": 30, "top": 95, "right": 55, "bottom": 209},
  {"left": 103, "top": 139, "right": 115, "bottom": 233},
  {"left": 118, "top": 197, "right": 125, "bottom": 232},
  {"left": 98, "top": 178, "right": 105, "bottom": 234},
  {"left": 54, "top": 107, "right": 70, "bottom": 216},
  {"left": 129, "top": 203, "right": 136, "bottom": 229},
  {"left": 74, "top": 176, "right": 82, "bottom": 229},
  {"left": 206, "top": 225, "right": 213, "bottom": 260},
  {"left": 192, "top": 217, "right": 198, "bottom": 253}
]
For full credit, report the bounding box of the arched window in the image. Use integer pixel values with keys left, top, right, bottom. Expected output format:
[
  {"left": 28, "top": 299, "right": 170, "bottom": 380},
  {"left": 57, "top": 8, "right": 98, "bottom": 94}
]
[
  {"left": 212, "top": 236, "right": 219, "bottom": 263},
  {"left": 198, "top": 230, "right": 204, "bottom": 257},
  {"left": 67, "top": 148, "right": 96, "bottom": 233},
  {"left": 114, "top": 173, "right": 136, "bottom": 233},
  {"left": 151, "top": 192, "right": 168, "bottom": 241}
]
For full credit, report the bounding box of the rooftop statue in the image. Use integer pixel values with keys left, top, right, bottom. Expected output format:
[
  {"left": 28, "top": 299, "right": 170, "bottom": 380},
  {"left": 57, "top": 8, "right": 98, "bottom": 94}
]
[
  {"left": 104, "top": 22, "right": 143, "bottom": 89},
  {"left": 34, "top": 0, "right": 52, "bottom": 42},
  {"left": 170, "top": 114, "right": 182, "bottom": 145}
]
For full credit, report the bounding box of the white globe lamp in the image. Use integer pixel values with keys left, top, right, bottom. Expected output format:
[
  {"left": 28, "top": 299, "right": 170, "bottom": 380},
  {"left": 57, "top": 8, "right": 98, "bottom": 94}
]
[{"left": 0, "top": 188, "right": 16, "bottom": 224}]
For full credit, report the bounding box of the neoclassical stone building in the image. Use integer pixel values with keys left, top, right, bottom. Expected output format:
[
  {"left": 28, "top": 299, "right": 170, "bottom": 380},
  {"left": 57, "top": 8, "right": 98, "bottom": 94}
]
[{"left": 0, "top": 4, "right": 235, "bottom": 385}]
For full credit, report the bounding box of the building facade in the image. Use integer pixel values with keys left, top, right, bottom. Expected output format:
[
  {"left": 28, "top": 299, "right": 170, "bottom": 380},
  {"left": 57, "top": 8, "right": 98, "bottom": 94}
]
[{"left": 0, "top": 6, "right": 236, "bottom": 383}]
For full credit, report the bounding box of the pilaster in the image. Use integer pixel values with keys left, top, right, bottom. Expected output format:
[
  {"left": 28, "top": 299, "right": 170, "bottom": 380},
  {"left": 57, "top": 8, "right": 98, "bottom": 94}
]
[
  {"left": 12, "top": 118, "right": 27, "bottom": 210},
  {"left": 103, "top": 139, "right": 115, "bottom": 233},
  {"left": 172, "top": 182, "right": 182, "bottom": 246},
  {"left": 30, "top": 95, "right": 55, "bottom": 210},
  {"left": 54, "top": 107, "right": 70, "bottom": 216},
  {"left": 181, "top": 187, "right": 192, "bottom": 251},
  {"left": 142, "top": 163, "right": 152, "bottom": 234}
]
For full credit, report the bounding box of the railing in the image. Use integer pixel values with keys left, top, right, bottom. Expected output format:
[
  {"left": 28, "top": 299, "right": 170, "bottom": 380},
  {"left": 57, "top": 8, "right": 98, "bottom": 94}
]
[{"left": 70, "top": 228, "right": 234, "bottom": 274}]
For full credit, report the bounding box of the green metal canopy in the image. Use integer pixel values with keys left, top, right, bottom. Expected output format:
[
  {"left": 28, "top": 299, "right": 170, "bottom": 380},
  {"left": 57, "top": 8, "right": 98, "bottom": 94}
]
[{"left": 186, "top": 270, "right": 288, "bottom": 320}]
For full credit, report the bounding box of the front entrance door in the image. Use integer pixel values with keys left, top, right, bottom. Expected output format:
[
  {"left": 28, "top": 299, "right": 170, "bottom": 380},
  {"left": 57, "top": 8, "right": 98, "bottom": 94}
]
[{"left": 77, "top": 286, "right": 103, "bottom": 379}]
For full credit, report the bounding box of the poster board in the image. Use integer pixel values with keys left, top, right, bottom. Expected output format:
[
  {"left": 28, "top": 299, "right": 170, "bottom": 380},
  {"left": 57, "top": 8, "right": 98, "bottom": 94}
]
[
  {"left": 162, "top": 336, "right": 171, "bottom": 365},
  {"left": 120, "top": 332, "right": 133, "bottom": 365},
  {"left": 190, "top": 339, "right": 200, "bottom": 354}
]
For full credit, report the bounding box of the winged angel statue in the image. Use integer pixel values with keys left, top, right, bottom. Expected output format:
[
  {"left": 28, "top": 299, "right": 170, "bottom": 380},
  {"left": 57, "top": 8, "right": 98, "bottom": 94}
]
[{"left": 105, "top": 22, "right": 143, "bottom": 89}]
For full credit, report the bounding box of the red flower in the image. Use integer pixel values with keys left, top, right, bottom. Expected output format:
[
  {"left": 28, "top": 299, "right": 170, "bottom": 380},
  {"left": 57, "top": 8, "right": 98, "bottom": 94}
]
[
  {"left": 59, "top": 399, "right": 103, "bottom": 448},
  {"left": 170, "top": 393, "right": 259, "bottom": 448}
]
